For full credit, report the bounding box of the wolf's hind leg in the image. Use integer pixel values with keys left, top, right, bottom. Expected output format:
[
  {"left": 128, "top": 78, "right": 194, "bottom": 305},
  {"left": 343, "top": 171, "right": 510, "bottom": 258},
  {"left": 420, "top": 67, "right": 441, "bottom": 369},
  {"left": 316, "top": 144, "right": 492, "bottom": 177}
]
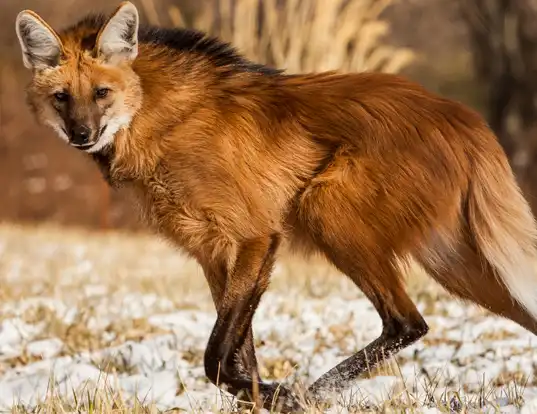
[{"left": 306, "top": 254, "right": 429, "bottom": 400}]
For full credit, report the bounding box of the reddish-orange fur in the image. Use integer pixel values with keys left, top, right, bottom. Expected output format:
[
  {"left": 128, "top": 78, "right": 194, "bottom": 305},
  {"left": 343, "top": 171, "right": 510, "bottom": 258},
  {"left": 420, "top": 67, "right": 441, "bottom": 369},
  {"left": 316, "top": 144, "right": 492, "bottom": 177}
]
[{"left": 16, "top": 2, "right": 537, "bottom": 411}]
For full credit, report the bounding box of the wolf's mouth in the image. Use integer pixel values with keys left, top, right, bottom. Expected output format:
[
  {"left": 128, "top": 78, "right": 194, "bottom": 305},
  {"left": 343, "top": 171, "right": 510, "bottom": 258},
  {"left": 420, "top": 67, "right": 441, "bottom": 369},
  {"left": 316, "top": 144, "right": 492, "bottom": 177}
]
[{"left": 72, "top": 142, "right": 95, "bottom": 150}]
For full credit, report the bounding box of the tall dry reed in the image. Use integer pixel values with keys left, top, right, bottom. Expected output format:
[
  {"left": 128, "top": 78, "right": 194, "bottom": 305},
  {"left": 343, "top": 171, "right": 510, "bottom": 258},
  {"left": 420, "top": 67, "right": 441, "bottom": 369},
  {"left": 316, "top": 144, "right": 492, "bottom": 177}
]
[{"left": 142, "top": 0, "right": 414, "bottom": 74}]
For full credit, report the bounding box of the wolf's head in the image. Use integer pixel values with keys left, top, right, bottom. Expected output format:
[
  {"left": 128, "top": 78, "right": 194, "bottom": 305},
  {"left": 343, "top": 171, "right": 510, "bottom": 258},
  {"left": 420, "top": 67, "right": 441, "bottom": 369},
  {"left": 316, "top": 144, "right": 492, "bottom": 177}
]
[{"left": 15, "top": 1, "right": 142, "bottom": 153}]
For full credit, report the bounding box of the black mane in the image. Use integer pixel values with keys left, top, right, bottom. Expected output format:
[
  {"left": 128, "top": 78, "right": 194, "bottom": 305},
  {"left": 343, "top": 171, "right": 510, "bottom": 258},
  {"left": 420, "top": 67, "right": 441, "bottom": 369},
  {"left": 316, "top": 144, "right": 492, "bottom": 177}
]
[
  {"left": 61, "top": 13, "right": 283, "bottom": 76},
  {"left": 139, "top": 26, "right": 282, "bottom": 75}
]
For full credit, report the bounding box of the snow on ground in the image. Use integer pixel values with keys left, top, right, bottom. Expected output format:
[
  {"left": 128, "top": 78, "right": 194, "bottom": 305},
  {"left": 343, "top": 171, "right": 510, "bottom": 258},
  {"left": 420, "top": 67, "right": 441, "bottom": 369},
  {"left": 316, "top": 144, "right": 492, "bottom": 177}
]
[{"left": 0, "top": 223, "right": 537, "bottom": 413}]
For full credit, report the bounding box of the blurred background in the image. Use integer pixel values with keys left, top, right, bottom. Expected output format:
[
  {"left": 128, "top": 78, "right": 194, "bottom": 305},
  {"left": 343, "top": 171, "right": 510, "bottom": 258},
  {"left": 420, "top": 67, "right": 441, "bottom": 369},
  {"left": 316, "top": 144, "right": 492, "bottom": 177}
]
[{"left": 2, "top": 0, "right": 537, "bottom": 231}]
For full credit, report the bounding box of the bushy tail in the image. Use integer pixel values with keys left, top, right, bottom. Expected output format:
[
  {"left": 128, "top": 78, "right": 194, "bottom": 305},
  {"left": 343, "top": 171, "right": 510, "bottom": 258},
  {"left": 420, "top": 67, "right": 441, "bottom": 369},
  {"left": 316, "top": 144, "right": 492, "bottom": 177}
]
[{"left": 468, "top": 153, "right": 537, "bottom": 320}]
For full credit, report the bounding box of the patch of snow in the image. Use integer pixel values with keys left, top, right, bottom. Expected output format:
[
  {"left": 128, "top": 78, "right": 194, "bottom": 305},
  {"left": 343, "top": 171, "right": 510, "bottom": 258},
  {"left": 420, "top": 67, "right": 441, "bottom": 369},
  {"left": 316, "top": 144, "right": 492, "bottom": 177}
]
[
  {"left": 26, "top": 338, "right": 64, "bottom": 359},
  {"left": 0, "top": 319, "right": 43, "bottom": 357},
  {"left": 0, "top": 279, "right": 535, "bottom": 411}
]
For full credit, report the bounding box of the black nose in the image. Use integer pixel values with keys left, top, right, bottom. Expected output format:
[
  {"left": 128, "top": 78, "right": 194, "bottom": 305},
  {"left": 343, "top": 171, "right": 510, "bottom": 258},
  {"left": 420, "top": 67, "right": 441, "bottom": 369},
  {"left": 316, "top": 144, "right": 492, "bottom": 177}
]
[{"left": 70, "top": 125, "right": 91, "bottom": 145}]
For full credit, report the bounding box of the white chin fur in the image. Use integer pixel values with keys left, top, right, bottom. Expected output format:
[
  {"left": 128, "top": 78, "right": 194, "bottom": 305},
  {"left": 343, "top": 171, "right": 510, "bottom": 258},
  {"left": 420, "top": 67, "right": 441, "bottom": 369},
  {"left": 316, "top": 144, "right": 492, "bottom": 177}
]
[{"left": 85, "top": 114, "right": 132, "bottom": 154}]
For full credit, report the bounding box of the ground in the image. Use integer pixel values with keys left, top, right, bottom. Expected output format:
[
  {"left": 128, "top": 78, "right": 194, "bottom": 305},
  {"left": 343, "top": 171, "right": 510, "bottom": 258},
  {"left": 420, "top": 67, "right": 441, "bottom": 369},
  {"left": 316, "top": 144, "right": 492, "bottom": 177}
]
[{"left": 0, "top": 223, "right": 536, "bottom": 413}]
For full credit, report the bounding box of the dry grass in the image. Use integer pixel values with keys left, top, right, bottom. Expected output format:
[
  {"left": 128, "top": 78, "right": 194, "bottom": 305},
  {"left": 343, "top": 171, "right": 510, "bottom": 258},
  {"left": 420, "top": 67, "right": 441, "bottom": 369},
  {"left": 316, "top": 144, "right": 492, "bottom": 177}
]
[
  {"left": 0, "top": 220, "right": 439, "bottom": 305},
  {"left": 0, "top": 223, "right": 396, "bottom": 413},
  {"left": 142, "top": 0, "right": 414, "bottom": 75},
  {"left": 0, "top": 222, "right": 532, "bottom": 413},
  {"left": 10, "top": 375, "right": 526, "bottom": 414}
]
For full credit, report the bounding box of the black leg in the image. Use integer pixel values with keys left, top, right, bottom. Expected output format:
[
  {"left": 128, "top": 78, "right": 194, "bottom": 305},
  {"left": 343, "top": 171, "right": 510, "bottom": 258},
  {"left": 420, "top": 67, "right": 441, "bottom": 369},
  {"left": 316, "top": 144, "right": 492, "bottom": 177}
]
[
  {"left": 307, "top": 317, "right": 428, "bottom": 400},
  {"left": 203, "top": 234, "right": 306, "bottom": 412},
  {"left": 202, "top": 261, "right": 261, "bottom": 385},
  {"left": 305, "top": 254, "right": 429, "bottom": 406}
]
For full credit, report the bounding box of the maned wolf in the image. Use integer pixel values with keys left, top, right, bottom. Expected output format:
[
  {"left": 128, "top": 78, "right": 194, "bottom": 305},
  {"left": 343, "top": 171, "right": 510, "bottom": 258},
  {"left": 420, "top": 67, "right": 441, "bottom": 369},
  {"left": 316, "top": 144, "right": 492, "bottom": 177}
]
[{"left": 15, "top": 1, "right": 537, "bottom": 411}]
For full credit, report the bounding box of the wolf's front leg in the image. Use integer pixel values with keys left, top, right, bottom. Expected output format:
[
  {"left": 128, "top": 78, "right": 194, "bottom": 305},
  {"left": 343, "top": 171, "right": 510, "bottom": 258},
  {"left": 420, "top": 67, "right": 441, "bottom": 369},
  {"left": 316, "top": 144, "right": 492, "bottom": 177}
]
[
  {"left": 202, "top": 234, "right": 306, "bottom": 412},
  {"left": 201, "top": 260, "right": 261, "bottom": 387}
]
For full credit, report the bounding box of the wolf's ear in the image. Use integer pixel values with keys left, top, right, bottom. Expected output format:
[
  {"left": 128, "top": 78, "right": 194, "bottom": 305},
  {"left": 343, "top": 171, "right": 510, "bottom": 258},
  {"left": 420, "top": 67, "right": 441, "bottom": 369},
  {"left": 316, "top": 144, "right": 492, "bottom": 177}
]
[
  {"left": 96, "top": 2, "right": 139, "bottom": 64},
  {"left": 16, "top": 10, "right": 64, "bottom": 70}
]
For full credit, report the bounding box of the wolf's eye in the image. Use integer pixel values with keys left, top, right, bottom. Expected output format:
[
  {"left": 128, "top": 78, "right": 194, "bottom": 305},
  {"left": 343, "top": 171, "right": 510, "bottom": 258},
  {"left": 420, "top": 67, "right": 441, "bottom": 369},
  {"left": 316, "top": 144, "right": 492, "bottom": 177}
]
[
  {"left": 53, "top": 92, "right": 69, "bottom": 102},
  {"left": 95, "top": 88, "right": 110, "bottom": 99}
]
